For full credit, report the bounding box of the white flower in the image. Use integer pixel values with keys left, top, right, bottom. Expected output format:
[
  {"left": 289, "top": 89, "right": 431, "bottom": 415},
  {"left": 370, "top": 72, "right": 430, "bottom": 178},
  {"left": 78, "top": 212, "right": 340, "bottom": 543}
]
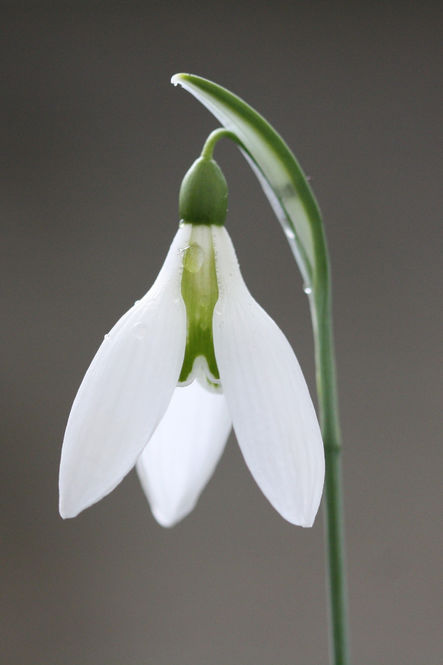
[{"left": 59, "top": 223, "right": 325, "bottom": 527}]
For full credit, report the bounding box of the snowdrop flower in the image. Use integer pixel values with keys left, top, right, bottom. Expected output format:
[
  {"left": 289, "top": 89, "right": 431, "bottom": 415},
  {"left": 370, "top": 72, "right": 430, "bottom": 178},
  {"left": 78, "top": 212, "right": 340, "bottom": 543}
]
[{"left": 59, "top": 155, "right": 324, "bottom": 527}]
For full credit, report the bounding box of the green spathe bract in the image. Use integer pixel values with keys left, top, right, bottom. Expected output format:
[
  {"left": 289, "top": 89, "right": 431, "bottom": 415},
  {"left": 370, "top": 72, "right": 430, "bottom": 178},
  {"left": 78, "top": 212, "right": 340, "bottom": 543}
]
[
  {"left": 171, "top": 73, "right": 350, "bottom": 665},
  {"left": 172, "top": 72, "right": 326, "bottom": 289}
]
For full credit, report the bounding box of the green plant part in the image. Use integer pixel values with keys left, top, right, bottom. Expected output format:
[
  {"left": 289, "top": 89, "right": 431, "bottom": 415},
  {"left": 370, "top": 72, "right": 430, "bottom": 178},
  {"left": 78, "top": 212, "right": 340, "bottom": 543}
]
[{"left": 179, "top": 225, "right": 220, "bottom": 390}]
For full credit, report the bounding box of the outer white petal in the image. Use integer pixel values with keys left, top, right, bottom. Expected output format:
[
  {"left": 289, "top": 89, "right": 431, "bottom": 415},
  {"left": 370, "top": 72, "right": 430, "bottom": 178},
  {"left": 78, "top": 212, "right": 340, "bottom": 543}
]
[
  {"left": 136, "top": 380, "right": 231, "bottom": 527},
  {"left": 211, "top": 226, "right": 325, "bottom": 526},
  {"left": 59, "top": 226, "right": 191, "bottom": 518}
]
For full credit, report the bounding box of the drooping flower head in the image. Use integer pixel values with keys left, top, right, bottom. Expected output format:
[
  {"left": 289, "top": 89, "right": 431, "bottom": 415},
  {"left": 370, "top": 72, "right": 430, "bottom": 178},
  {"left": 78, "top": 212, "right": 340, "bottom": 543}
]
[{"left": 59, "top": 148, "right": 324, "bottom": 527}]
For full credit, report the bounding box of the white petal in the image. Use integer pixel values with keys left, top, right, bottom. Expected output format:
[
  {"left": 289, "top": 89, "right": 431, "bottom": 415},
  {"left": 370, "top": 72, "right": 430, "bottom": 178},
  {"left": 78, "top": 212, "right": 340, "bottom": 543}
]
[
  {"left": 136, "top": 380, "right": 231, "bottom": 527},
  {"left": 212, "top": 226, "right": 325, "bottom": 526},
  {"left": 59, "top": 226, "right": 191, "bottom": 518}
]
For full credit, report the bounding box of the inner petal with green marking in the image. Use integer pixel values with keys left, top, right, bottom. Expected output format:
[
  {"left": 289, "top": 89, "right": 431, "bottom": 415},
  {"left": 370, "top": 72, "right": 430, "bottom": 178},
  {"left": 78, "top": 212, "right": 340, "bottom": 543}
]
[{"left": 178, "top": 224, "right": 221, "bottom": 392}]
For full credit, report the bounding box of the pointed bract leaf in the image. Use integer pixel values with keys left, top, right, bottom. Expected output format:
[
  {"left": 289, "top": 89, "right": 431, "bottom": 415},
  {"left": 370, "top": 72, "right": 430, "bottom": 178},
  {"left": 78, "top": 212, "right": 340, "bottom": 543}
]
[{"left": 172, "top": 73, "right": 327, "bottom": 289}]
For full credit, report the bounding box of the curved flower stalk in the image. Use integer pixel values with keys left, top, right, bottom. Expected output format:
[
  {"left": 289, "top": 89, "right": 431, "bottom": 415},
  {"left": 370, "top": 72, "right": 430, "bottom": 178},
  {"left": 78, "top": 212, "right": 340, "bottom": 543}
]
[
  {"left": 170, "top": 75, "right": 349, "bottom": 665},
  {"left": 59, "top": 153, "right": 325, "bottom": 529}
]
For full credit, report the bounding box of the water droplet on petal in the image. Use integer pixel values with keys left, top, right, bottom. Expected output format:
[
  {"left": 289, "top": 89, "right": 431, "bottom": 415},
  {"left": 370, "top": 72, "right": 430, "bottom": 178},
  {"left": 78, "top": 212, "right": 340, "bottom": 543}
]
[
  {"left": 133, "top": 299, "right": 140, "bottom": 306},
  {"left": 303, "top": 285, "right": 312, "bottom": 295},
  {"left": 284, "top": 227, "right": 295, "bottom": 240},
  {"left": 104, "top": 333, "right": 110, "bottom": 340},
  {"left": 133, "top": 322, "right": 147, "bottom": 339},
  {"left": 183, "top": 243, "right": 204, "bottom": 273}
]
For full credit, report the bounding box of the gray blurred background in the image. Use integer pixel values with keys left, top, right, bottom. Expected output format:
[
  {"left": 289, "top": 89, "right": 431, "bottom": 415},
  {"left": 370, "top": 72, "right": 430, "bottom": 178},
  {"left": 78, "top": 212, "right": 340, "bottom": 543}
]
[{"left": 2, "top": 2, "right": 441, "bottom": 664}]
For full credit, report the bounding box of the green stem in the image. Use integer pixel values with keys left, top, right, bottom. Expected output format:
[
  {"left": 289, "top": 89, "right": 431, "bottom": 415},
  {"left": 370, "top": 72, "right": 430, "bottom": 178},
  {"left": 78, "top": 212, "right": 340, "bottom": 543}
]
[
  {"left": 172, "top": 74, "right": 351, "bottom": 664},
  {"left": 311, "top": 275, "right": 350, "bottom": 665},
  {"left": 200, "top": 128, "right": 240, "bottom": 160},
  {"left": 203, "top": 125, "right": 351, "bottom": 663}
]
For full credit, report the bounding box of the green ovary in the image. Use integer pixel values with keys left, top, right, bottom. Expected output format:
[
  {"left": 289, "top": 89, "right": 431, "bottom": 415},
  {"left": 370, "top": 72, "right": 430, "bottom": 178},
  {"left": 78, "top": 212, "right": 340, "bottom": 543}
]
[{"left": 179, "top": 228, "right": 220, "bottom": 387}]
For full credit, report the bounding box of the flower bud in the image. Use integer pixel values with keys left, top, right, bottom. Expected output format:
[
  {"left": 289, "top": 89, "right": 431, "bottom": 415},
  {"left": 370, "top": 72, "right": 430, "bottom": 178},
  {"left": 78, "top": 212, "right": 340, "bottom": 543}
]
[{"left": 179, "top": 157, "right": 228, "bottom": 226}]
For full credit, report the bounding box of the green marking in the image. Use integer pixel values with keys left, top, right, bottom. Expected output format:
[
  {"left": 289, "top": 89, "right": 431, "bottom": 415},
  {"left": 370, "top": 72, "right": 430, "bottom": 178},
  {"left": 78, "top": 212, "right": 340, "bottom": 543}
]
[{"left": 179, "top": 231, "right": 220, "bottom": 384}]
